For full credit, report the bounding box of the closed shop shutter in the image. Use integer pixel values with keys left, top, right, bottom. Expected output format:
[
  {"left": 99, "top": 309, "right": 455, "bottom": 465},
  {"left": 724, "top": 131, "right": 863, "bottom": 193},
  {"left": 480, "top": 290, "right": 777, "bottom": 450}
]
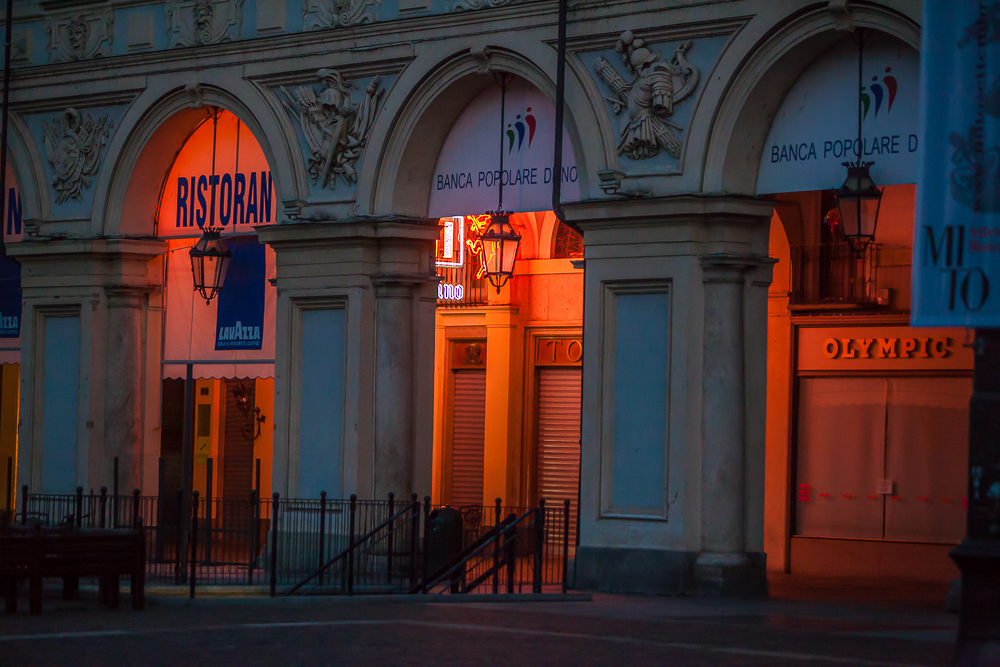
[
  {"left": 537, "top": 367, "right": 581, "bottom": 550},
  {"left": 450, "top": 370, "right": 486, "bottom": 507},
  {"left": 795, "top": 375, "right": 970, "bottom": 543}
]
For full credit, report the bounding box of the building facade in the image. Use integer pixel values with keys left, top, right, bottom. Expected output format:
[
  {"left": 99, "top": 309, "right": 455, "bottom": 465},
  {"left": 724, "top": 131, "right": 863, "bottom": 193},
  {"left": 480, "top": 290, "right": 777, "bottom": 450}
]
[{"left": 0, "top": 0, "right": 944, "bottom": 595}]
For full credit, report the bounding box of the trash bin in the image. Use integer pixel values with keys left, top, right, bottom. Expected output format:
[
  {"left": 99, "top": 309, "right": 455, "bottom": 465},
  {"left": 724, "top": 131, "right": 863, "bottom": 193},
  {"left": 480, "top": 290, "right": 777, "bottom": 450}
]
[{"left": 425, "top": 506, "right": 464, "bottom": 578}]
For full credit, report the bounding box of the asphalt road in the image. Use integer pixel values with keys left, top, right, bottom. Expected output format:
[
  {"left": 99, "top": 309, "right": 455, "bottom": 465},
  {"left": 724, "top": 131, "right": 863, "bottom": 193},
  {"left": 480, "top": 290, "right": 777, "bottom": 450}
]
[{"left": 0, "top": 591, "right": 957, "bottom": 666}]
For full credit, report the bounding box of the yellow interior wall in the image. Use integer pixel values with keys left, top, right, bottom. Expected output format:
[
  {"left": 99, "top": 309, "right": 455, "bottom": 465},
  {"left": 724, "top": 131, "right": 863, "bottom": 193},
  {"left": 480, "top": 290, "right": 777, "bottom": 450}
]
[
  {"left": 0, "top": 364, "right": 19, "bottom": 515},
  {"left": 433, "top": 250, "right": 583, "bottom": 508},
  {"left": 192, "top": 378, "right": 222, "bottom": 504}
]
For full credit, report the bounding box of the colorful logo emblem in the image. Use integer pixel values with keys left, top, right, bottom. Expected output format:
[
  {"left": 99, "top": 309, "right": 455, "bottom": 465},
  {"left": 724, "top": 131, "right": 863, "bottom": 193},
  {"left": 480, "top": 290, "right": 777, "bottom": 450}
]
[
  {"left": 506, "top": 108, "right": 537, "bottom": 154},
  {"left": 862, "top": 67, "right": 898, "bottom": 120}
]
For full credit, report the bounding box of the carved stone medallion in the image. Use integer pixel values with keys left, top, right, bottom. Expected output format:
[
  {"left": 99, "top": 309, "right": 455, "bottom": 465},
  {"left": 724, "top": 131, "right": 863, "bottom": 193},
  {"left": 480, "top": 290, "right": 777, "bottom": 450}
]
[
  {"left": 279, "top": 69, "right": 385, "bottom": 190},
  {"left": 449, "top": 0, "right": 515, "bottom": 11},
  {"left": 303, "top": 0, "right": 380, "bottom": 31},
  {"left": 46, "top": 10, "right": 114, "bottom": 62},
  {"left": 593, "top": 30, "right": 700, "bottom": 161},
  {"left": 42, "top": 108, "right": 114, "bottom": 204},
  {"left": 165, "top": 0, "right": 243, "bottom": 47}
]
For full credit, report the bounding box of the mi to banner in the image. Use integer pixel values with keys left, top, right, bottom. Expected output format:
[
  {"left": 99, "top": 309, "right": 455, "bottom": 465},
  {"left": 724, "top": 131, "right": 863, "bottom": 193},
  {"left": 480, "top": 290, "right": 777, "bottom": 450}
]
[{"left": 912, "top": 0, "right": 1000, "bottom": 327}]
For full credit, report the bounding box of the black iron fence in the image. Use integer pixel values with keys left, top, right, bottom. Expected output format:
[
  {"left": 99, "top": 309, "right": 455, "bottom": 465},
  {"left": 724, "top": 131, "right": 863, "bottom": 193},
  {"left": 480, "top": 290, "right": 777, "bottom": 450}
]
[{"left": 7, "top": 487, "right": 570, "bottom": 597}]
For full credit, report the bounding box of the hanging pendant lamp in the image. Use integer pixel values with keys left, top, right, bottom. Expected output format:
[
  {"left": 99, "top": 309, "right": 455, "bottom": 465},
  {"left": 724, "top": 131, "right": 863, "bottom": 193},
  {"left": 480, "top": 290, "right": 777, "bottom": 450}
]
[
  {"left": 834, "top": 28, "right": 883, "bottom": 257},
  {"left": 190, "top": 108, "right": 232, "bottom": 304},
  {"left": 480, "top": 73, "right": 521, "bottom": 293}
]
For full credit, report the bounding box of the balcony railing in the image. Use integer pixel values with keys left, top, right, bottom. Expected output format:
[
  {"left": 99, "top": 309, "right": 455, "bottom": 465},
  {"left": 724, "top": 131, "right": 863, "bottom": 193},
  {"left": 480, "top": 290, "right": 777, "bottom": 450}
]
[{"left": 790, "top": 242, "right": 878, "bottom": 307}]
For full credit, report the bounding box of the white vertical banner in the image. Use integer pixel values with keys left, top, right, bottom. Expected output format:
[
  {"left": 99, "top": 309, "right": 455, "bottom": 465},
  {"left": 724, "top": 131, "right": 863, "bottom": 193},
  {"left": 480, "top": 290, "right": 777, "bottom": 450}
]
[{"left": 912, "top": 1, "right": 1000, "bottom": 325}]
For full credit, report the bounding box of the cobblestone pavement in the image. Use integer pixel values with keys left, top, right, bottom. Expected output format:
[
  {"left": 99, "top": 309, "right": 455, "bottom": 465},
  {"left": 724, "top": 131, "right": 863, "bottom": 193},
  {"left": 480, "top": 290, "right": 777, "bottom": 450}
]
[{"left": 0, "top": 586, "right": 956, "bottom": 666}]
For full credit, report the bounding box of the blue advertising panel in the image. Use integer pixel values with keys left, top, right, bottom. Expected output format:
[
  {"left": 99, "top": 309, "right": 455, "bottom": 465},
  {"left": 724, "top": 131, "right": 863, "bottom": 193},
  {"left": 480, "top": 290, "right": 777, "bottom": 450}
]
[
  {"left": 912, "top": 1, "right": 1000, "bottom": 326},
  {"left": 0, "top": 255, "right": 20, "bottom": 338},
  {"left": 215, "top": 235, "right": 265, "bottom": 350}
]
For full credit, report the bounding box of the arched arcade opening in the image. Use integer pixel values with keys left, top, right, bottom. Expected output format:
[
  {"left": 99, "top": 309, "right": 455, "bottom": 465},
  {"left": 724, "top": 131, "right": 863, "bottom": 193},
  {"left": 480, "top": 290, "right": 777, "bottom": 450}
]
[
  {"left": 424, "top": 75, "right": 585, "bottom": 550},
  {"left": 755, "top": 30, "right": 968, "bottom": 584},
  {"left": 153, "top": 109, "right": 278, "bottom": 505}
]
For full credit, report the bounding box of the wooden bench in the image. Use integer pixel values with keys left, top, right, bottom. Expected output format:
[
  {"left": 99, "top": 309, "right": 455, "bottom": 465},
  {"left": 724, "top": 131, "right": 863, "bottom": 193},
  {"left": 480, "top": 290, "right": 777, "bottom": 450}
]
[{"left": 0, "top": 522, "right": 146, "bottom": 614}]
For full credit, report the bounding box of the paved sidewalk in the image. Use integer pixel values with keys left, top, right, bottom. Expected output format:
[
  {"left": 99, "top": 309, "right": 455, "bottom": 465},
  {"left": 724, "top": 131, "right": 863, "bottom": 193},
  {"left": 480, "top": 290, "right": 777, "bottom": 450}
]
[{"left": 0, "top": 580, "right": 957, "bottom": 666}]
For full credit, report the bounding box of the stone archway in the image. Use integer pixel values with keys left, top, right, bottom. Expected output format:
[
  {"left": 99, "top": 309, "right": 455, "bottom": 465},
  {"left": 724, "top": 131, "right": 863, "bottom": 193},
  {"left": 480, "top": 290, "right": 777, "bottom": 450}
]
[
  {"left": 364, "top": 46, "right": 598, "bottom": 219},
  {"left": 94, "top": 82, "right": 300, "bottom": 239},
  {"left": 702, "top": 6, "right": 920, "bottom": 196}
]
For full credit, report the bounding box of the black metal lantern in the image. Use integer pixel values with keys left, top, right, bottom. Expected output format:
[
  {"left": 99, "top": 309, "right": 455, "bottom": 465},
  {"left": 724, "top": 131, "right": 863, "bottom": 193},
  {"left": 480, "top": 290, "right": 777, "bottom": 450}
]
[
  {"left": 189, "top": 227, "right": 231, "bottom": 304},
  {"left": 835, "top": 161, "right": 883, "bottom": 255},
  {"left": 481, "top": 211, "right": 521, "bottom": 293},
  {"left": 834, "top": 28, "right": 883, "bottom": 257}
]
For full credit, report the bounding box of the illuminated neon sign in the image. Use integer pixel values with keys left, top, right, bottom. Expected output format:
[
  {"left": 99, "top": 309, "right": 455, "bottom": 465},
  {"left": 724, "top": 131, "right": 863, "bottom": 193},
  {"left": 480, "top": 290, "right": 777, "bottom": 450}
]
[
  {"left": 437, "top": 283, "right": 465, "bottom": 300},
  {"left": 436, "top": 216, "right": 465, "bottom": 267},
  {"left": 464, "top": 214, "right": 491, "bottom": 279}
]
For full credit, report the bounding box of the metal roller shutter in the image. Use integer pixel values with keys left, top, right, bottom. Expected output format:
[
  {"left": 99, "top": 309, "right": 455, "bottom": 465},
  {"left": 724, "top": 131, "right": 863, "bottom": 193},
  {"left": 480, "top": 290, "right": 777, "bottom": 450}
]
[
  {"left": 537, "top": 367, "right": 581, "bottom": 551},
  {"left": 450, "top": 370, "right": 486, "bottom": 507}
]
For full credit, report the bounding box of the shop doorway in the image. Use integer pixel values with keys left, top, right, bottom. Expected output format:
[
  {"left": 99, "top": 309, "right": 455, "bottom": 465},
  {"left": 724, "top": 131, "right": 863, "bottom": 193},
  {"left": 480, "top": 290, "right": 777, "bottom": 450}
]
[
  {"left": 432, "top": 211, "right": 584, "bottom": 521},
  {"left": 155, "top": 109, "right": 277, "bottom": 507}
]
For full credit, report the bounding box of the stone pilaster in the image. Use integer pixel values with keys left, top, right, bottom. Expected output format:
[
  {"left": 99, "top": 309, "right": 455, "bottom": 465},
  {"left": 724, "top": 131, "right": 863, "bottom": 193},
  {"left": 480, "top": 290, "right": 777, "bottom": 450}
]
[
  {"left": 562, "top": 195, "right": 774, "bottom": 597},
  {"left": 257, "top": 219, "right": 438, "bottom": 501},
  {"left": 104, "top": 286, "right": 154, "bottom": 494},
  {"left": 6, "top": 238, "right": 166, "bottom": 496},
  {"left": 372, "top": 275, "right": 421, "bottom": 498},
  {"left": 696, "top": 255, "right": 768, "bottom": 596}
]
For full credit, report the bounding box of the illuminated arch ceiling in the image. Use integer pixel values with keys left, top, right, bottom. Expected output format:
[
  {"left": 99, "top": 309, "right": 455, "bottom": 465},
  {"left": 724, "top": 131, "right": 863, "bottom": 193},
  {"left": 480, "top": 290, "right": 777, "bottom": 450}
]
[{"left": 158, "top": 110, "right": 276, "bottom": 379}]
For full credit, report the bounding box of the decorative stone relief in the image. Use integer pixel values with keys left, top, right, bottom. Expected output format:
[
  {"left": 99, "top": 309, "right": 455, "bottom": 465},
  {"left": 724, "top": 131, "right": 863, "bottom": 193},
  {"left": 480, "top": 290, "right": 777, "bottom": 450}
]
[
  {"left": 469, "top": 45, "right": 493, "bottom": 74},
  {"left": 185, "top": 83, "right": 205, "bottom": 109},
  {"left": 828, "top": 0, "right": 854, "bottom": 32},
  {"left": 165, "top": 0, "right": 243, "bottom": 48},
  {"left": 279, "top": 69, "right": 385, "bottom": 190},
  {"left": 448, "top": 0, "right": 515, "bottom": 11},
  {"left": 302, "top": 0, "right": 380, "bottom": 31},
  {"left": 46, "top": 10, "right": 114, "bottom": 62},
  {"left": 42, "top": 108, "right": 113, "bottom": 204},
  {"left": 593, "top": 31, "right": 699, "bottom": 161}
]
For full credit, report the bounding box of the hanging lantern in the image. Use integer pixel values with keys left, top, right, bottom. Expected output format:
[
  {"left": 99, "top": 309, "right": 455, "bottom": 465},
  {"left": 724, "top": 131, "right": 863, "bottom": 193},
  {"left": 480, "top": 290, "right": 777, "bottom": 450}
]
[
  {"left": 480, "top": 212, "right": 520, "bottom": 293},
  {"left": 835, "top": 161, "right": 883, "bottom": 255},
  {"left": 189, "top": 227, "right": 232, "bottom": 304}
]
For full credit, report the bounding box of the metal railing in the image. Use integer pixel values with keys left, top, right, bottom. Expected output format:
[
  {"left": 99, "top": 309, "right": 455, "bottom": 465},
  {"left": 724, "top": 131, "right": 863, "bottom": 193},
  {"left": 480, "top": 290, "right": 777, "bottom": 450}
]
[
  {"left": 790, "top": 242, "right": 878, "bottom": 306},
  {"left": 9, "top": 487, "right": 571, "bottom": 597},
  {"left": 436, "top": 259, "right": 489, "bottom": 308},
  {"left": 286, "top": 494, "right": 421, "bottom": 596}
]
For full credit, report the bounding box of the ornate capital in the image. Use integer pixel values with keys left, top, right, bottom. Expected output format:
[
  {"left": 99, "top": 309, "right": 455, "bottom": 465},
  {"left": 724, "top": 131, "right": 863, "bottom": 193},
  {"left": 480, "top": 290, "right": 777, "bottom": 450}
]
[
  {"left": 699, "top": 253, "right": 774, "bottom": 283},
  {"left": 372, "top": 273, "right": 435, "bottom": 298},
  {"left": 105, "top": 285, "right": 157, "bottom": 309}
]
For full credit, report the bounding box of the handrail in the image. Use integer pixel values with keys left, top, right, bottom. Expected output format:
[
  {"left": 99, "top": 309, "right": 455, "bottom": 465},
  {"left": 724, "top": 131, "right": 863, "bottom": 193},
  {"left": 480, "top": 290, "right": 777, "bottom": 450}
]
[
  {"left": 285, "top": 499, "right": 419, "bottom": 596},
  {"left": 409, "top": 514, "right": 509, "bottom": 593},
  {"left": 420, "top": 509, "right": 534, "bottom": 594}
]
